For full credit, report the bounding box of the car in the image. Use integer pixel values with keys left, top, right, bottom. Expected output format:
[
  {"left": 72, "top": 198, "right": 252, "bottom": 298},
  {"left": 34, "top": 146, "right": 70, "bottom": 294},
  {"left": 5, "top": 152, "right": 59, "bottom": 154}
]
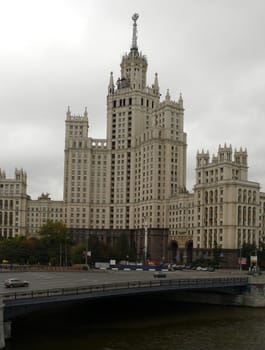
[
  {"left": 153, "top": 271, "right": 167, "bottom": 278},
  {"left": 173, "top": 265, "right": 185, "bottom": 271},
  {"left": 208, "top": 266, "right": 215, "bottom": 272},
  {"left": 4, "top": 278, "right": 29, "bottom": 288}
]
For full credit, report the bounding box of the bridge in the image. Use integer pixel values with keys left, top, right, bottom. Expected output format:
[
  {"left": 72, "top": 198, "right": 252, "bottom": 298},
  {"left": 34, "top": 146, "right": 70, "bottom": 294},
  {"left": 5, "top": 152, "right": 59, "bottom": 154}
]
[
  {"left": 2, "top": 275, "right": 249, "bottom": 320},
  {"left": 4, "top": 275, "right": 249, "bottom": 307},
  {"left": 0, "top": 272, "right": 263, "bottom": 349}
]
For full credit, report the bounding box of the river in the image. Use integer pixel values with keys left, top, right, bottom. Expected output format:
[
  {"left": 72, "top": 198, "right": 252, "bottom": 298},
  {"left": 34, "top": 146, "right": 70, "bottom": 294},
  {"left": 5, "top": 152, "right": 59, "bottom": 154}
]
[{"left": 5, "top": 295, "right": 265, "bottom": 350}]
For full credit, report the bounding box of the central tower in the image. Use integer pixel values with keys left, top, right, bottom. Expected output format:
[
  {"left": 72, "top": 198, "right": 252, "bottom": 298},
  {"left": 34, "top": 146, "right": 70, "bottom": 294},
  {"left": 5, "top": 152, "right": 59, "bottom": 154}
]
[
  {"left": 106, "top": 14, "right": 187, "bottom": 230},
  {"left": 63, "top": 13, "right": 187, "bottom": 253}
]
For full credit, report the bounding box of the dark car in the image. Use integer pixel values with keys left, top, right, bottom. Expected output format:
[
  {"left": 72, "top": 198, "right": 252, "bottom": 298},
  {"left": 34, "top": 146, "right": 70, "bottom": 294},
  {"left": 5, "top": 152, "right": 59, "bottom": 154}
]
[{"left": 4, "top": 278, "right": 29, "bottom": 288}]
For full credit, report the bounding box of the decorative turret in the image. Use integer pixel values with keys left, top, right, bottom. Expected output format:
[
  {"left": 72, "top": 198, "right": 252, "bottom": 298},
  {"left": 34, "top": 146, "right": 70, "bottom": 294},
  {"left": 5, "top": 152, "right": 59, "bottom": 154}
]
[
  {"left": 234, "top": 147, "right": 248, "bottom": 166},
  {"left": 108, "top": 72, "right": 115, "bottom": 94},
  {"left": 196, "top": 149, "right": 210, "bottom": 167},
  {"left": 218, "top": 143, "right": 233, "bottom": 162},
  {"left": 15, "top": 168, "right": 27, "bottom": 182},
  {"left": 178, "top": 93, "right": 183, "bottom": 107},
  {"left": 0, "top": 169, "right": 6, "bottom": 179},
  {"left": 152, "top": 72, "right": 160, "bottom": 95},
  {"left": 66, "top": 106, "right": 71, "bottom": 119},
  {"left": 165, "top": 89, "right": 171, "bottom": 102},
  {"left": 84, "top": 106, "right": 88, "bottom": 118}
]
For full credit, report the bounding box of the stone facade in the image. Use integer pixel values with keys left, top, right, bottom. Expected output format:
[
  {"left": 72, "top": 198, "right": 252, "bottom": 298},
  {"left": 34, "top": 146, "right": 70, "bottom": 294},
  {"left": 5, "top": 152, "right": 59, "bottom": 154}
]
[
  {"left": 0, "top": 169, "right": 28, "bottom": 237},
  {"left": 26, "top": 193, "right": 64, "bottom": 236}
]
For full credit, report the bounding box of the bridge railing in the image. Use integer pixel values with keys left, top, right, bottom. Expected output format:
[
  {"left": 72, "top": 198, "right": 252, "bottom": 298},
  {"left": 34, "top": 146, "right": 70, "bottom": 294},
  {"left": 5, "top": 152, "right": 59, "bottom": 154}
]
[{"left": 2, "top": 276, "right": 249, "bottom": 303}]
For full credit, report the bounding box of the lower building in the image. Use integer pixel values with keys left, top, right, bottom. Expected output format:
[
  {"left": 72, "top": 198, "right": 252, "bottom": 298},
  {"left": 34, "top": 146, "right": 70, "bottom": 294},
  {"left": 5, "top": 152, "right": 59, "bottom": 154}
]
[{"left": 0, "top": 169, "right": 28, "bottom": 238}]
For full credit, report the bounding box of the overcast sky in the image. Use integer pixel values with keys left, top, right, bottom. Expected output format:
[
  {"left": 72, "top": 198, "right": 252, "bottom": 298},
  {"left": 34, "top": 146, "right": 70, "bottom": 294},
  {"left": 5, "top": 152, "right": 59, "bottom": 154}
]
[{"left": 1, "top": 0, "right": 265, "bottom": 200}]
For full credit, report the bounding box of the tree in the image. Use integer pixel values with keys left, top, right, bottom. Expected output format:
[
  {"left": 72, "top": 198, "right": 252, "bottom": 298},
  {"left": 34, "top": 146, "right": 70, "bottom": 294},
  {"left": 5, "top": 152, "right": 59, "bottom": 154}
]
[
  {"left": 258, "top": 241, "right": 265, "bottom": 269},
  {"left": 39, "top": 220, "right": 70, "bottom": 265},
  {"left": 212, "top": 241, "right": 224, "bottom": 267},
  {"left": 112, "top": 233, "right": 130, "bottom": 261},
  {"left": 71, "top": 242, "right": 87, "bottom": 264},
  {"left": 241, "top": 242, "right": 257, "bottom": 267},
  {"left": 111, "top": 233, "right": 137, "bottom": 262}
]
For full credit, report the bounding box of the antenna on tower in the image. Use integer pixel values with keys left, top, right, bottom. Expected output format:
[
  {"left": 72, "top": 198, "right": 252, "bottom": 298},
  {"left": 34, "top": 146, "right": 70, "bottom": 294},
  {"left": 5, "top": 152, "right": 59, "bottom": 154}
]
[{"left": 131, "top": 13, "right": 139, "bottom": 50}]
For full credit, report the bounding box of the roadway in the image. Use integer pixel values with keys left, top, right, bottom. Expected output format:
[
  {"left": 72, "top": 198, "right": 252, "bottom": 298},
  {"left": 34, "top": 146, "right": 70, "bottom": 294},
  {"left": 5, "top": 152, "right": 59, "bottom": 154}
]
[{"left": 0, "top": 269, "right": 246, "bottom": 294}]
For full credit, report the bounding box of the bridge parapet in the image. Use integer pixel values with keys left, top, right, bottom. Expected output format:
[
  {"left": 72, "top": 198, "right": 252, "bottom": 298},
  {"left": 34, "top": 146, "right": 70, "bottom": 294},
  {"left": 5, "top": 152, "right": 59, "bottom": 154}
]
[{"left": 3, "top": 276, "right": 249, "bottom": 308}]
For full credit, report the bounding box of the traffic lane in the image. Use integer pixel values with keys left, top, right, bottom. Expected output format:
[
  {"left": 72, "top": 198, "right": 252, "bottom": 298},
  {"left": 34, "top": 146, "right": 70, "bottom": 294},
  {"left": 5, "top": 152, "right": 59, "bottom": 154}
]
[
  {"left": 0, "top": 270, "right": 162, "bottom": 293},
  {"left": 0, "top": 269, "right": 244, "bottom": 293}
]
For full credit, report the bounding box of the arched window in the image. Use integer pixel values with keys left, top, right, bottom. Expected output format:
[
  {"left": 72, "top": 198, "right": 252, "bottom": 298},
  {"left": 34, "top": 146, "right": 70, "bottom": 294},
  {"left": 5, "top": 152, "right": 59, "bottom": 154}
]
[
  {"left": 210, "top": 191, "right": 213, "bottom": 204},
  {"left": 209, "top": 207, "right": 213, "bottom": 226},
  {"left": 253, "top": 207, "right": 256, "bottom": 226},
  {"left": 205, "top": 207, "right": 208, "bottom": 225},
  {"left": 238, "top": 206, "right": 241, "bottom": 225},
  {"left": 205, "top": 191, "right": 208, "bottom": 204},
  {"left": 243, "top": 206, "right": 246, "bottom": 225},
  {"left": 238, "top": 189, "right": 242, "bottom": 202},
  {"left": 215, "top": 190, "right": 218, "bottom": 202},
  {"left": 253, "top": 191, "right": 257, "bottom": 203},
  {"left": 248, "top": 207, "right": 252, "bottom": 226},
  {"left": 243, "top": 190, "right": 247, "bottom": 203},
  {"left": 248, "top": 190, "right": 252, "bottom": 203}
]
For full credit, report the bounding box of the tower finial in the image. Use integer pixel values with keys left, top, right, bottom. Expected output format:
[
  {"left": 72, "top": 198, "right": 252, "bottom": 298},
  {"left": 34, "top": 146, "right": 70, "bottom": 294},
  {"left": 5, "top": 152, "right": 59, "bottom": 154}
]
[
  {"left": 165, "top": 89, "right": 171, "bottom": 101},
  {"left": 131, "top": 13, "right": 139, "bottom": 50},
  {"left": 153, "top": 73, "right": 159, "bottom": 95},
  {"left": 66, "top": 105, "right": 71, "bottom": 118},
  {"left": 108, "top": 71, "right": 114, "bottom": 94}
]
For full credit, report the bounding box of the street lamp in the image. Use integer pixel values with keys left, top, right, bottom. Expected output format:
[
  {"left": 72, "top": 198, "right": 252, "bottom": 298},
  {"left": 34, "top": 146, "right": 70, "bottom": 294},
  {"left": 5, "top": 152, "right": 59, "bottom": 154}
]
[
  {"left": 239, "top": 245, "right": 242, "bottom": 272},
  {"left": 143, "top": 216, "right": 148, "bottom": 262}
]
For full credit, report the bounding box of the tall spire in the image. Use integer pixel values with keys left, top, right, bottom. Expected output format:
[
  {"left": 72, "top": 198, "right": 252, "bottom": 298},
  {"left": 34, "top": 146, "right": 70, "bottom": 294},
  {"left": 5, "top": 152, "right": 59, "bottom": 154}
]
[
  {"left": 153, "top": 72, "right": 160, "bottom": 95},
  {"left": 178, "top": 93, "right": 183, "bottom": 107},
  {"left": 131, "top": 13, "right": 139, "bottom": 51},
  {"left": 108, "top": 71, "right": 114, "bottom": 94},
  {"left": 165, "top": 89, "right": 171, "bottom": 101},
  {"left": 84, "top": 106, "right": 88, "bottom": 118},
  {"left": 66, "top": 105, "right": 71, "bottom": 119}
]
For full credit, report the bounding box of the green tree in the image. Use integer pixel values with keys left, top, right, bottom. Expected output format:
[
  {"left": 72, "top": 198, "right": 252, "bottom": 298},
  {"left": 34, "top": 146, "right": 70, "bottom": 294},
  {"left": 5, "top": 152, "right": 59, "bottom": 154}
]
[
  {"left": 112, "top": 233, "right": 130, "bottom": 261},
  {"left": 241, "top": 242, "right": 257, "bottom": 267},
  {"left": 85, "top": 235, "right": 109, "bottom": 264},
  {"left": 71, "top": 242, "right": 87, "bottom": 264},
  {"left": 212, "top": 241, "right": 224, "bottom": 267},
  {"left": 39, "top": 220, "right": 70, "bottom": 265},
  {"left": 26, "top": 237, "right": 48, "bottom": 265},
  {"left": 110, "top": 233, "right": 137, "bottom": 262},
  {"left": 0, "top": 236, "right": 29, "bottom": 264}
]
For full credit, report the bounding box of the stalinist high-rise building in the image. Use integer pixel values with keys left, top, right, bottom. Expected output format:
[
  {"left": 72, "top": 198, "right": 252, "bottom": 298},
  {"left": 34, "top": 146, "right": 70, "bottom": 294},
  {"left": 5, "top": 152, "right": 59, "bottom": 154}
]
[
  {"left": 1, "top": 14, "right": 265, "bottom": 265},
  {"left": 64, "top": 13, "right": 186, "bottom": 232}
]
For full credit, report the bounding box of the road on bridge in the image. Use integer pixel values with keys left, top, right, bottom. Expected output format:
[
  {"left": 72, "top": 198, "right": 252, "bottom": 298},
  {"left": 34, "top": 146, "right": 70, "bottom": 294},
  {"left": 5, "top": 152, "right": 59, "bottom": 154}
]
[{"left": 0, "top": 269, "right": 246, "bottom": 294}]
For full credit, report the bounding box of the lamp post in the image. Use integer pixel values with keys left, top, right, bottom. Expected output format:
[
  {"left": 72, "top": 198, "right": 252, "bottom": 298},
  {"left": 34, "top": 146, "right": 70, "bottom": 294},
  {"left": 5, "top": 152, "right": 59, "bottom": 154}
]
[
  {"left": 143, "top": 216, "right": 148, "bottom": 263},
  {"left": 239, "top": 245, "right": 242, "bottom": 272},
  {"left": 85, "top": 234, "right": 89, "bottom": 266}
]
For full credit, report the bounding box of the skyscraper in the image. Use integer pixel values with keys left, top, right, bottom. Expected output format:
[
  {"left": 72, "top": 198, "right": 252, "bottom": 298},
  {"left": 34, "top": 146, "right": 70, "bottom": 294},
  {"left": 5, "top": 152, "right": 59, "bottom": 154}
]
[{"left": 63, "top": 15, "right": 186, "bottom": 257}]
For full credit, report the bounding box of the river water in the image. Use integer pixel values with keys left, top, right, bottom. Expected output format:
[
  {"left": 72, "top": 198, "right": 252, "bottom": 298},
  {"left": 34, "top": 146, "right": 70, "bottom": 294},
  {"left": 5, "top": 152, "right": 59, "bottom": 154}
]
[{"left": 5, "top": 295, "right": 265, "bottom": 350}]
